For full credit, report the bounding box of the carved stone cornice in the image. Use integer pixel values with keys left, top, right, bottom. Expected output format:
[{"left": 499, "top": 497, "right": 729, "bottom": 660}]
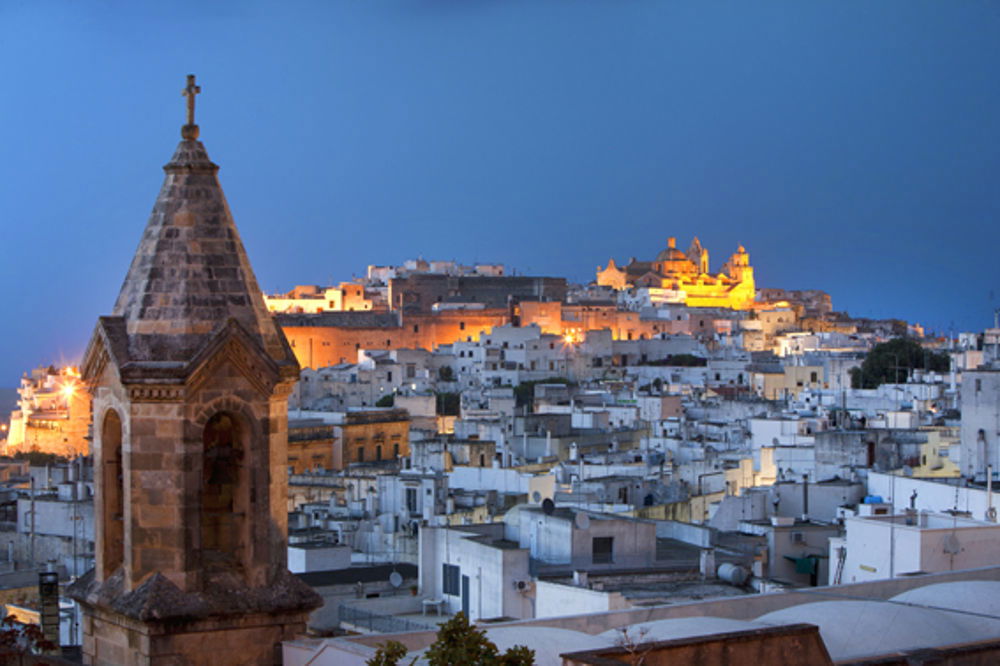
[{"left": 127, "top": 385, "right": 186, "bottom": 403}]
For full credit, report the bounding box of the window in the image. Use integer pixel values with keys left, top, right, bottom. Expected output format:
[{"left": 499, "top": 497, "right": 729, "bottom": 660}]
[
  {"left": 976, "top": 379, "right": 982, "bottom": 392},
  {"left": 810, "top": 372, "right": 818, "bottom": 383},
  {"left": 376, "top": 445, "right": 382, "bottom": 461},
  {"left": 394, "top": 443, "right": 400, "bottom": 458},
  {"left": 357, "top": 447, "right": 364, "bottom": 462},
  {"left": 443, "top": 564, "right": 460, "bottom": 595},
  {"left": 413, "top": 324, "right": 419, "bottom": 333},
  {"left": 406, "top": 487, "right": 417, "bottom": 513},
  {"left": 592, "top": 537, "right": 613, "bottom": 564},
  {"left": 459, "top": 322, "right": 466, "bottom": 331}
]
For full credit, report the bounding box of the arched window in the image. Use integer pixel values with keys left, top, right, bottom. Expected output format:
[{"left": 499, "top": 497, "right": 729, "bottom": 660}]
[
  {"left": 202, "top": 412, "right": 245, "bottom": 565},
  {"left": 100, "top": 410, "right": 124, "bottom": 578}
]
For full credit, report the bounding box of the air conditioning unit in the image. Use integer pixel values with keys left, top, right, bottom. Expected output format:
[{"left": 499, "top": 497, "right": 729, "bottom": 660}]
[{"left": 513, "top": 580, "right": 535, "bottom": 595}]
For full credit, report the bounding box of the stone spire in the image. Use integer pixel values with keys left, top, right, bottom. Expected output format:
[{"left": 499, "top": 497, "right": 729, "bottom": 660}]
[
  {"left": 111, "top": 75, "right": 293, "bottom": 367},
  {"left": 71, "top": 77, "right": 317, "bottom": 663}
]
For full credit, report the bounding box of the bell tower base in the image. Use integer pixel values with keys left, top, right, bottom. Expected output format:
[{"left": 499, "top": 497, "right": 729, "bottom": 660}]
[{"left": 71, "top": 568, "right": 319, "bottom": 665}]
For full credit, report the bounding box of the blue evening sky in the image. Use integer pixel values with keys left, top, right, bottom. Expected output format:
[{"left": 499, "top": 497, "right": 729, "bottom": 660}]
[{"left": 0, "top": 1, "right": 998, "bottom": 384}]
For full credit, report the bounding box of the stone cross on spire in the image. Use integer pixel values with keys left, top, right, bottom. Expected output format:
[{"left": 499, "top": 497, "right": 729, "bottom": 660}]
[{"left": 181, "top": 74, "right": 201, "bottom": 140}]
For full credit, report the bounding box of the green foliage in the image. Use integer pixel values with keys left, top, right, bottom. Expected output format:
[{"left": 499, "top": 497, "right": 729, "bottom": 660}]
[
  {"left": 424, "top": 612, "right": 534, "bottom": 666},
  {"left": 850, "top": 337, "right": 950, "bottom": 389},
  {"left": 512, "top": 377, "right": 571, "bottom": 409},
  {"left": 436, "top": 392, "right": 461, "bottom": 416},
  {"left": 375, "top": 393, "right": 395, "bottom": 408},
  {"left": 496, "top": 645, "right": 536, "bottom": 665},
  {"left": 438, "top": 366, "right": 455, "bottom": 382},
  {"left": 643, "top": 354, "right": 707, "bottom": 367},
  {"left": 365, "top": 613, "right": 534, "bottom": 666},
  {"left": 366, "top": 640, "right": 411, "bottom": 666},
  {"left": 11, "top": 451, "right": 69, "bottom": 466}
]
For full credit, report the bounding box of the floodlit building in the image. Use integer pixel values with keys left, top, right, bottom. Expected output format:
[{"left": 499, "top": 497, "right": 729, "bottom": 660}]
[{"left": 596, "top": 237, "right": 755, "bottom": 310}]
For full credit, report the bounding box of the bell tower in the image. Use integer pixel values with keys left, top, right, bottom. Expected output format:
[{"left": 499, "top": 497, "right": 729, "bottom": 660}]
[{"left": 69, "top": 76, "right": 320, "bottom": 664}]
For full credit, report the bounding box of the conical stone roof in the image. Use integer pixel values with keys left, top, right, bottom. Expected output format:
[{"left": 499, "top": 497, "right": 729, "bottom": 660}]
[{"left": 110, "top": 130, "right": 292, "bottom": 367}]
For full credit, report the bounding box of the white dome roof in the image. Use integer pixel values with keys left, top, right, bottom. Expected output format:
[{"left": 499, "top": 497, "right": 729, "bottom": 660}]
[
  {"left": 756, "top": 600, "right": 995, "bottom": 660},
  {"left": 485, "top": 626, "right": 612, "bottom": 665},
  {"left": 890, "top": 580, "right": 1000, "bottom": 635},
  {"left": 403, "top": 626, "right": 613, "bottom": 666},
  {"left": 598, "top": 616, "right": 767, "bottom": 643}
]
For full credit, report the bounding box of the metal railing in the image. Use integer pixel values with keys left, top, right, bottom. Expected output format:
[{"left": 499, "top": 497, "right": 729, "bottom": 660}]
[{"left": 338, "top": 603, "right": 432, "bottom": 634}]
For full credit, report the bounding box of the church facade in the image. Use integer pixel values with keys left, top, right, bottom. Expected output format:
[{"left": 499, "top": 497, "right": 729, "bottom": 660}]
[
  {"left": 68, "top": 77, "right": 320, "bottom": 664},
  {"left": 596, "top": 236, "right": 756, "bottom": 310}
]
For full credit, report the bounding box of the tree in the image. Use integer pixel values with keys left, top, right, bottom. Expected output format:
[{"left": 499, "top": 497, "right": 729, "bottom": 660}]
[
  {"left": 366, "top": 640, "right": 410, "bottom": 666},
  {"left": 12, "top": 452, "right": 69, "bottom": 466},
  {"left": 512, "top": 377, "right": 571, "bottom": 409},
  {"left": 850, "top": 337, "right": 950, "bottom": 389},
  {"left": 375, "top": 393, "right": 395, "bottom": 408},
  {"left": 438, "top": 366, "right": 455, "bottom": 382},
  {"left": 643, "top": 354, "right": 707, "bottom": 367},
  {"left": 436, "top": 392, "right": 461, "bottom": 416},
  {"left": 367, "top": 612, "right": 534, "bottom": 666},
  {"left": 0, "top": 614, "right": 57, "bottom": 662}
]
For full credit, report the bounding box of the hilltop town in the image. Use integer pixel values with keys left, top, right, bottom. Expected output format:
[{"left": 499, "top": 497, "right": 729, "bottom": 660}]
[{"left": 4, "top": 229, "right": 1000, "bottom": 663}]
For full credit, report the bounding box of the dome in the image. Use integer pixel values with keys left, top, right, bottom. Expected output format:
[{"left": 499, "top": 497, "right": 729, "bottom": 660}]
[
  {"left": 485, "top": 626, "right": 612, "bottom": 665},
  {"left": 654, "top": 237, "right": 698, "bottom": 274},
  {"left": 401, "top": 626, "right": 611, "bottom": 666},
  {"left": 656, "top": 247, "right": 690, "bottom": 262},
  {"left": 756, "top": 600, "right": 999, "bottom": 661},
  {"left": 891, "top": 581, "right": 1000, "bottom": 634},
  {"left": 598, "top": 616, "right": 767, "bottom": 643}
]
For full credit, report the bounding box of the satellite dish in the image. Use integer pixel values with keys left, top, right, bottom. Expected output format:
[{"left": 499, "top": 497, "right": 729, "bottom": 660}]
[
  {"left": 541, "top": 498, "right": 555, "bottom": 515},
  {"left": 574, "top": 512, "right": 590, "bottom": 530},
  {"left": 531, "top": 491, "right": 542, "bottom": 503},
  {"left": 389, "top": 571, "right": 403, "bottom": 588}
]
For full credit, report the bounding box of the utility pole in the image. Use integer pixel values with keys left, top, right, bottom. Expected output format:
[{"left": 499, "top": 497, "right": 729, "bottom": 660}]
[{"left": 29, "top": 475, "right": 35, "bottom": 566}]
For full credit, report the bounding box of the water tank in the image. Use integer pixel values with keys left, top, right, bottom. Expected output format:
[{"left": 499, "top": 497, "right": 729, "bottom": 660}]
[{"left": 717, "top": 563, "right": 749, "bottom": 586}]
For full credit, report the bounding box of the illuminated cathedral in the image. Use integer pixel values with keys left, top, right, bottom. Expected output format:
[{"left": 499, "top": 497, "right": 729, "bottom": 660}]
[{"left": 596, "top": 236, "right": 755, "bottom": 309}]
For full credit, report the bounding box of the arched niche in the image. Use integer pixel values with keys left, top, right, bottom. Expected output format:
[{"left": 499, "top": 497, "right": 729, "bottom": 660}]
[
  {"left": 100, "top": 409, "right": 124, "bottom": 578},
  {"left": 201, "top": 411, "right": 248, "bottom": 569}
]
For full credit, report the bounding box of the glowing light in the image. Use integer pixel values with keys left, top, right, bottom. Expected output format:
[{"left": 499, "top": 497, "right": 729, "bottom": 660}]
[{"left": 61, "top": 383, "right": 77, "bottom": 400}]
